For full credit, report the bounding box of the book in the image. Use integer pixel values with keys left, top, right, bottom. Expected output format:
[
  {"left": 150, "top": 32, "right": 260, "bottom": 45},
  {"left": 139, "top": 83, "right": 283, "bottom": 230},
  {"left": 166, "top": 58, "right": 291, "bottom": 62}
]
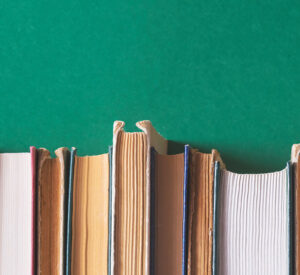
[
  {"left": 212, "top": 160, "right": 293, "bottom": 275},
  {"left": 187, "top": 149, "right": 223, "bottom": 275},
  {"left": 0, "top": 147, "right": 36, "bottom": 275},
  {"left": 36, "top": 148, "right": 70, "bottom": 275},
  {"left": 152, "top": 147, "right": 186, "bottom": 275},
  {"left": 66, "top": 148, "right": 110, "bottom": 275},
  {"left": 110, "top": 121, "right": 167, "bottom": 275}
]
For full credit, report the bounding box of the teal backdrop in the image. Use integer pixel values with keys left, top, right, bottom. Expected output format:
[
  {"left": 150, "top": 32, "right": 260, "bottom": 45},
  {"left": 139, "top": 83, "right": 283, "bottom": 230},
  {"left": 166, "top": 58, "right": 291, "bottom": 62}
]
[{"left": 0, "top": 0, "right": 299, "bottom": 172}]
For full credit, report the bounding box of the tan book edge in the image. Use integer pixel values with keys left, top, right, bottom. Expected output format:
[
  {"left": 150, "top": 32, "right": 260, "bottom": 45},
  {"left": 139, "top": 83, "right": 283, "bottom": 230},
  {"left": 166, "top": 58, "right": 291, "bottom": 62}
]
[
  {"left": 37, "top": 147, "right": 69, "bottom": 275},
  {"left": 71, "top": 153, "right": 109, "bottom": 275},
  {"left": 186, "top": 149, "right": 224, "bottom": 275},
  {"left": 111, "top": 120, "right": 167, "bottom": 275}
]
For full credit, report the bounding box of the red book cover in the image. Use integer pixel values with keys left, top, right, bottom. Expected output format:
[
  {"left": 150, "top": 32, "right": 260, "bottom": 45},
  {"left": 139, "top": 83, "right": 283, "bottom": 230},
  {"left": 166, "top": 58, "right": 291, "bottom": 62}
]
[{"left": 30, "top": 146, "right": 37, "bottom": 275}]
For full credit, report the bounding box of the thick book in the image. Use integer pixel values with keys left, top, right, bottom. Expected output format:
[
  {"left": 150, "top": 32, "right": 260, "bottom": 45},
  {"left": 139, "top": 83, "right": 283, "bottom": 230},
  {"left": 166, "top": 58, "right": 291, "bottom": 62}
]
[
  {"left": 65, "top": 148, "right": 110, "bottom": 275},
  {"left": 110, "top": 121, "right": 167, "bottom": 275},
  {"left": 0, "top": 147, "right": 36, "bottom": 275},
  {"left": 151, "top": 146, "right": 187, "bottom": 275},
  {"left": 212, "top": 158, "right": 293, "bottom": 275},
  {"left": 36, "top": 148, "right": 70, "bottom": 275}
]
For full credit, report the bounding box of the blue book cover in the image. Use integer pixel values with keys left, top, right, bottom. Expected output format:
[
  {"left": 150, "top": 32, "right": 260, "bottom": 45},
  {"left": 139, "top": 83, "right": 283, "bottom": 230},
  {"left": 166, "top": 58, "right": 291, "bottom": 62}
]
[
  {"left": 108, "top": 146, "right": 113, "bottom": 275},
  {"left": 182, "top": 145, "right": 190, "bottom": 275},
  {"left": 212, "top": 161, "right": 220, "bottom": 275},
  {"left": 287, "top": 162, "right": 295, "bottom": 275},
  {"left": 65, "top": 147, "right": 76, "bottom": 275}
]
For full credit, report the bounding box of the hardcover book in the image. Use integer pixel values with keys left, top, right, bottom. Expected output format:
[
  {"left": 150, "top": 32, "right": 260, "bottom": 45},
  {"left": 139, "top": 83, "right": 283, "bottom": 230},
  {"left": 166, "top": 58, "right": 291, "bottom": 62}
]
[
  {"left": 212, "top": 158, "right": 293, "bottom": 275},
  {"left": 36, "top": 148, "right": 70, "bottom": 275},
  {"left": 66, "top": 148, "right": 110, "bottom": 275},
  {"left": 0, "top": 148, "right": 36, "bottom": 275},
  {"left": 110, "top": 121, "right": 167, "bottom": 275}
]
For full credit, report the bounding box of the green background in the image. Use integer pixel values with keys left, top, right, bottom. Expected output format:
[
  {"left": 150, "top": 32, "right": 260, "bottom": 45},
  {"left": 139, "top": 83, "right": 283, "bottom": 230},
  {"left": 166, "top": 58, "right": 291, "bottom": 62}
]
[{"left": 0, "top": 0, "right": 299, "bottom": 172}]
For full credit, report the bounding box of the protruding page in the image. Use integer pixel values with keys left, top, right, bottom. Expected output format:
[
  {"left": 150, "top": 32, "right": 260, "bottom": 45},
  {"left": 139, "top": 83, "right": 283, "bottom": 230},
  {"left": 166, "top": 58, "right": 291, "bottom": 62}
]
[
  {"left": 0, "top": 152, "right": 33, "bottom": 275},
  {"left": 136, "top": 120, "right": 168, "bottom": 155}
]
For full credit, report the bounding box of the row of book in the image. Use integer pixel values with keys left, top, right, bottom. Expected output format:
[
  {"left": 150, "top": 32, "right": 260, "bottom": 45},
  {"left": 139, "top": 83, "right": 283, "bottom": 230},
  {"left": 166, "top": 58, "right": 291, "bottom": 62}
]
[{"left": 0, "top": 120, "right": 298, "bottom": 275}]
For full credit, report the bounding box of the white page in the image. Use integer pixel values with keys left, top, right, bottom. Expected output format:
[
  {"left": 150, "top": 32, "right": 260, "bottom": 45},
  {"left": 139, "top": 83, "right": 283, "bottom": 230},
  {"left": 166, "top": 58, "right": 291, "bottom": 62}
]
[
  {"left": 217, "top": 168, "right": 288, "bottom": 275},
  {"left": 0, "top": 153, "right": 32, "bottom": 275}
]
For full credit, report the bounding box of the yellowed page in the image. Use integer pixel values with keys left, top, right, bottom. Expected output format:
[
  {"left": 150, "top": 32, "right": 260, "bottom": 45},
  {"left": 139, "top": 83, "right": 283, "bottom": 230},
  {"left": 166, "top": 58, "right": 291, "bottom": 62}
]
[
  {"left": 115, "top": 132, "right": 147, "bottom": 275},
  {"left": 187, "top": 152, "right": 213, "bottom": 275},
  {"left": 71, "top": 154, "right": 109, "bottom": 275}
]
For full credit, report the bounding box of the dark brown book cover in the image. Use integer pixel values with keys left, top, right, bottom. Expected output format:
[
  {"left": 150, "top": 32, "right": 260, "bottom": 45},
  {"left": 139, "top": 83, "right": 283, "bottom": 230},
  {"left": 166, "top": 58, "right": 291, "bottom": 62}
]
[{"left": 36, "top": 148, "right": 70, "bottom": 275}]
